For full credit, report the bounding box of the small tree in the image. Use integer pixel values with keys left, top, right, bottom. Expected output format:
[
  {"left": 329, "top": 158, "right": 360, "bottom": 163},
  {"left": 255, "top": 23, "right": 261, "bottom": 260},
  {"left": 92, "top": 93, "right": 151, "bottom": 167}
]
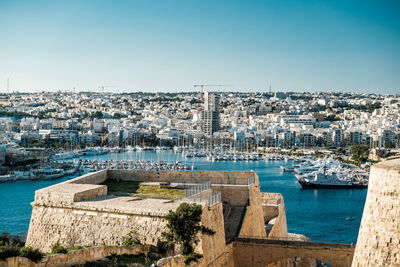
[
  {"left": 162, "top": 203, "right": 215, "bottom": 255},
  {"left": 350, "top": 144, "right": 370, "bottom": 164}
]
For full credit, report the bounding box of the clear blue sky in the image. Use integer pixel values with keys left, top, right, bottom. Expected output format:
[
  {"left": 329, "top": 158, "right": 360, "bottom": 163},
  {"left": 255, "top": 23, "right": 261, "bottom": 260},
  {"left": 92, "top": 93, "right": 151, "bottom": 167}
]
[{"left": 0, "top": 0, "right": 399, "bottom": 94}]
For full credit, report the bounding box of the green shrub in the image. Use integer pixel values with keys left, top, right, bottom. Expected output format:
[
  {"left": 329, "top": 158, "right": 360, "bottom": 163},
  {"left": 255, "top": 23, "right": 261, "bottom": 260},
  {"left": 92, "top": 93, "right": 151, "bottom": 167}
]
[
  {"left": 184, "top": 253, "right": 202, "bottom": 264},
  {"left": 162, "top": 203, "right": 215, "bottom": 256},
  {"left": 19, "top": 247, "right": 43, "bottom": 263},
  {"left": 0, "top": 246, "right": 20, "bottom": 260},
  {"left": 105, "top": 253, "right": 159, "bottom": 267},
  {"left": 0, "top": 232, "right": 25, "bottom": 247},
  {"left": 67, "top": 245, "right": 84, "bottom": 252},
  {"left": 122, "top": 230, "right": 142, "bottom": 246},
  {"left": 51, "top": 241, "right": 68, "bottom": 254}
]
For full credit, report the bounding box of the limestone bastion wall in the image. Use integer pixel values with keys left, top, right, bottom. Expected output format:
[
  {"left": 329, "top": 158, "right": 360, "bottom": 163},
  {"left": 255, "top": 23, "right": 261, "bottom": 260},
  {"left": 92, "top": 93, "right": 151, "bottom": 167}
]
[
  {"left": 106, "top": 169, "right": 256, "bottom": 185},
  {"left": 261, "top": 193, "right": 288, "bottom": 239},
  {"left": 26, "top": 170, "right": 250, "bottom": 254},
  {"left": 352, "top": 158, "right": 400, "bottom": 267},
  {"left": 26, "top": 170, "right": 171, "bottom": 252},
  {"left": 26, "top": 179, "right": 170, "bottom": 252},
  {"left": 239, "top": 183, "right": 267, "bottom": 238},
  {"left": 26, "top": 202, "right": 169, "bottom": 253}
]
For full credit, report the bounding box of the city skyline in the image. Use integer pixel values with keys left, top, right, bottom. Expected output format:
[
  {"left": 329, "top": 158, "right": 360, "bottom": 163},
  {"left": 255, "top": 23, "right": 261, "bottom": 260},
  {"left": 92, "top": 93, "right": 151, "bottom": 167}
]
[{"left": 1, "top": 0, "right": 400, "bottom": 94}]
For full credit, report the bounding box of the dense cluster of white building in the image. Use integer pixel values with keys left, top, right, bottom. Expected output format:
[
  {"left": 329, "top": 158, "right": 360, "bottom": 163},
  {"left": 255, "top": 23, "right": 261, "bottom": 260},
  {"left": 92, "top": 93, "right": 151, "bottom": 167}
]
[{"left": 0, "top": 90, "right": 399, "bottom": 167}]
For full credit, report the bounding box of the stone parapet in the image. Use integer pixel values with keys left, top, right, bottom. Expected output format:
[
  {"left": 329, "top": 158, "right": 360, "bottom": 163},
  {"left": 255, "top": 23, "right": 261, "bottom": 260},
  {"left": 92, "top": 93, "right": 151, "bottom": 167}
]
[
  {"left": 159, "top": 170, "right": 194, "bottom": 182},
  {"left": 34, "top": 184, "right": 107, "bottom": 206},
  {"left": 107, "top": 169, "right": 157, "bottom": 181},
  {"left": 352, "top": 158, "right": 400, "bottom": 267},
  {"left": 69, "top": 170, "right": 108, "bottom": 184}
]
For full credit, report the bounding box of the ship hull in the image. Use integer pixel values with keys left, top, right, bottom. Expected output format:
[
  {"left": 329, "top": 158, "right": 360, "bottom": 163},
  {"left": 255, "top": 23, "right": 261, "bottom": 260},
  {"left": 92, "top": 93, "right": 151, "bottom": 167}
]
[{"left": 298, "top": 180, "right": 367, "bottom": 189}]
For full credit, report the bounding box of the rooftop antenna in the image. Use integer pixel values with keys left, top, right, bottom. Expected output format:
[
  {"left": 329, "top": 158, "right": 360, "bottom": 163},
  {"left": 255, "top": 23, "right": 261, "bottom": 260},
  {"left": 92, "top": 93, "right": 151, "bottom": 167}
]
[{"left": 269, "top": 85, "right": 272, "bottom": 94}]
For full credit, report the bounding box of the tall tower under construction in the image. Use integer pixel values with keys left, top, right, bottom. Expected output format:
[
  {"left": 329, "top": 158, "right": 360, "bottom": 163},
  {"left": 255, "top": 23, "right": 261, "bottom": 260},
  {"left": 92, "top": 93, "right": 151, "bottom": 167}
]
[{"left": 202, "top": 92, "right": 220, "bottom": 136}]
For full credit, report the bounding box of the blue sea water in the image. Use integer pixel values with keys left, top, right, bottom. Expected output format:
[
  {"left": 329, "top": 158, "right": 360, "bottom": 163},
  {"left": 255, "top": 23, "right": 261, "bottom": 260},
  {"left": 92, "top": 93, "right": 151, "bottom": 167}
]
[{"left": 0, "top": 150, "right": 367, "bottom": 244}]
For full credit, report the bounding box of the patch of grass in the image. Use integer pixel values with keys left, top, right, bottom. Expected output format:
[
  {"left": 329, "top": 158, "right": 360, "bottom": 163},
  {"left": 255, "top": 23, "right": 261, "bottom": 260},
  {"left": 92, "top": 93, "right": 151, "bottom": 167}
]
[
  {"left": 101, "top": 180, "right": 184, "bottom": 199},
  {"left": 134, "top": 185, "right": 184, "bottom": 199},
  {"left": 67, "top": 245, "right": 86, "bottom": 252},
  {"left": 100, "top": 180, "right": 144, "bottom": 196}
]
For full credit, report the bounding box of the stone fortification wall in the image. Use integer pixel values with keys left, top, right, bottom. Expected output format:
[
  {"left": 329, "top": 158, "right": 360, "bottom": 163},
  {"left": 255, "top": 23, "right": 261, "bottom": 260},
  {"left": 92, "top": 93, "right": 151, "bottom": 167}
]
[
  {"left": 261, "top": 193, "right": 288, "bottom": 238},
  {"left": 32, "top": 171, "right": 108, "bottom": 206},
  {"left": 106, "top": 169, "right": 255, "bottom": 185},
  {"left": 263, "top": 203, "right": 279, "bottom": 222},
  {"left": 25, "top": 169, "right": 263, "bottom": 263},
  {"left": 211, "top": 185, "right": 249, "bottom": 206},
  {"left": 158, "top": 243, "right": 234, "bottom": 267},
  {"left": 26, "top": 170, "right": 244, "bottom": 255},
  {"left": 268, "top": 205, "right": 288, "bottom": 239},
  {"left": 231, "top": 171, "right": 254, "bottom": 179},
  {"left": 4, "top": 245, "right": 150, "bottom": 267},
  {"left": 239, "top": 183, "right": 267, "bottom": 238},
  {"left": 198, "top": 203, "right": 227, "bottom": 263},
  {"left": 159, "top": 170, "right": 194, "bottom": 182},
  {"left": 195, "top": 171, "right": 231, "bottom": 183},
  {"left": 195, "top": 170, "right": 255, "bottom": 185},
  {"left": 26, "top": 170, "right": 180, "bottom": 252},
  {"left": 34, "top": 184, "right": 107, "bottom": 206},
  {"left": 69, "top": 170, "right": 108, "bottom": 184},
  {"left": 231, "top": 239, "right": 354, "bottom": 267},
  {"left": 262, "top": 193, "right": 283, "bottom": 222},
  {"left": 232, "top": 171, "right": 259, "bottom": 184},
  {"left": 107, "top": 169, "right": 157, "bottom": 181},
  {"left": 26, "top": 203, "right": 169, "bottom": 252},
  {"left": 352, "top": 158, "right": 400, "bottom": 267}
]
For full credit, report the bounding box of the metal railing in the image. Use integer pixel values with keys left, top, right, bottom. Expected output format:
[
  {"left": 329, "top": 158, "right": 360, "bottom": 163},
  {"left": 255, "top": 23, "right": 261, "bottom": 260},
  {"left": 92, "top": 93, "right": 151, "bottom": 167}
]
[
  {"left": 189, "top": 192, "right": 221, "bottom": 207},
  {"left": 208, "top": 192, "right": 221, "bottom": 206},
  {"left": 184, "top": 181, "right": 211, "bottom": 198},
  {"left": 247, "top": 177, "right": 255, "bottom": 185}
]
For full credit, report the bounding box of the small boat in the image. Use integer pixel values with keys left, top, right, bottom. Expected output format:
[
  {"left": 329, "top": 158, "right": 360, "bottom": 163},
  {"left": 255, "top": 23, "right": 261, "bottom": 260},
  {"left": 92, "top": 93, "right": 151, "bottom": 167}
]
[
  {"left": 0, "top": 174, "right": 16, "bottom": 183},
  {"left": 280, "top": 166, "right": 295, "bottom": 172},
  {"left": 64, "top": 167, "right": 77, "bottom": 175},
  {"left": 125, "top": 145, "right": 135, "bottom": 151},
  {"left": 34, "top": 169, "right": 65, "bottom": 179},
  {"left": 346, "top": 217, "right": 355, "bottom": 221},
  {"left": 14, "top": 171, "right": 37, "bottom": 180},
  {"left": 110, "top": 147, "right": 121, "bottom": 153}
]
